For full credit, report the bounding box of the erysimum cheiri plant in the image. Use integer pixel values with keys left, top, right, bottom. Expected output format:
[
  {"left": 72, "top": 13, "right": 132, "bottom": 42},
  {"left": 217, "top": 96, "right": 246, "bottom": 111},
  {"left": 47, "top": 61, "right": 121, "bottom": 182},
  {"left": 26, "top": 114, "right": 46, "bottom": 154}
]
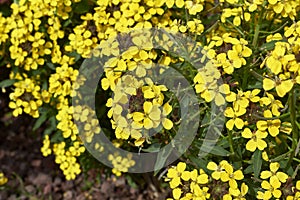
[{"left": 1, "top": 0, "right": 300, "bottom": 199}]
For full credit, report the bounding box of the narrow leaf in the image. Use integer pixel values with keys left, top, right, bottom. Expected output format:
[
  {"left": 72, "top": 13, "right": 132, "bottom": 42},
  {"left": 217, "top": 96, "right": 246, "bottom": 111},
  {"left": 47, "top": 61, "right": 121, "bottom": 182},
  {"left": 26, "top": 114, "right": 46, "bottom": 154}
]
[
  {"left": 0, "top": 79, "right": 18, "bottom": 88},
  {"left": 253, "top": 150, "right": 262, "bottom": 178},
  {"left": 33, "top": 112, "right": 48, "bottom": 131}
]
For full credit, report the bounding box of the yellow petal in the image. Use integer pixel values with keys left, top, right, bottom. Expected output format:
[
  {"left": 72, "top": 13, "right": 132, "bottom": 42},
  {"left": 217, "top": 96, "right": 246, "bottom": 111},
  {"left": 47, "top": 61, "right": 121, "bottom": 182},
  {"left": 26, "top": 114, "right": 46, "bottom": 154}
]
[
  {"left": 172, "top": 188, "right": 182, "bottom": 199},
  {"left": 276, "top": 80, "right": 293, "bottom": 97},
  {"left": 167, "top": 168, "right": 178, "bottom": 178},
  {"left": 207, "top": 162, "right": 217, "bottom": 170},
  {"left": 170, "top": 177, "right": 180, "bottom": 189},
  {"left": 263, "top": 78, "right": 275, "bottom": 91},
  {"left": 276, "top": 172, "right": 288, "bottom": 183},
  {"left": 257, "top": 121, "right": 268, "bottom": 130},
  {"left": 235, "top": 118, "right": 244, "bottom": 129},
  {"left": 163, "top": 103, "right": 172, "bottom": 115},
  {"left": 144, "top": 118, "right": 153, "bottom": 129},
  {"left": 266, "top": 57, "right": 281, "bottom": 75},
  {"left": 162, "top": 118, "right": 173, "bottom": 130},
  {"left": 246, "top": 140, "right": 256, "bottom": 151},
  {"left": 270, "top": 162, "right": 280, "bottom": 172},
  {"left": 215, "top": 93, "right": 225, "bottom": 106},
  {"left": 233, "top": 170, "right": 244, "bottom": 180},
  {"left": 181, "top": 171, "right": 190, "bottom": 181},
  {"left": 268, "top": 126, "right": 279, "bottom": 137},
  {"left": 242, "top": 128, "right": 252, "bottom": 138},
  {"left": 260, "top": 171, "right": 272, "bottom": 179},
  {"left": 226, "top": 119, "right": 235, "bottom": 130},
  {"left": 257, "top": 139, "right": 267, "bottom": 150},
  {"left": 133, "top": 112, "right": 144, "bottom": 121},
  {"left": 143, "top": 101, "right": 153, "bottom": 114},
  {"left": 149, "top": 107, "right": 161, "bottom": 120},
  {"left": 177, "top": 162, "right": 186, "bottom": 172},
  {"left": 224, "top": 107, "right": 234, "bottom": 117}
]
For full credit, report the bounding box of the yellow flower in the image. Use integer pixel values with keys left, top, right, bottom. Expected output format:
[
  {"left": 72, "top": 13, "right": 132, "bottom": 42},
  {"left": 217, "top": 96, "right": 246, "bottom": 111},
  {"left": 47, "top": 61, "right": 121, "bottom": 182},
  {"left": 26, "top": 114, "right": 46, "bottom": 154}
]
[
  {"left": 166, "top": 162, "right": 191, "bottom": 189},
  {"left": 263, "top": 76, "right": 294, "bottom": 98},
  {"left": 256, "top": 110, "right": 281, "bottom": 137},
  {"left": 109, "top": 153, "right": 135, "bottom": 176},
  {"left": 260, "top": 162, "right": 288, "bottom": 187},
  {"left": 190, "top": 169, "right": 209, "bottom": 185},
  {"left": 242, "top": 128, "right": 268, "bottom": 152},
  {"left": 229, "top": 183, "right": 248, "bottom": 200},
  {"left": 265, "top": 42, "right": 295, "bottom": 75},
  {"left": 185, "top": 0, "right": 204, "bottom": 15},
  {"left": 220, "top": 162, "right": 244, "bottom": 188},
  {"left": 224, "top": 106, "right": 246, "bottom": 130},
  {"left": 207, "top": 160, "right": 228, "bottom": 180},
  {"left": 132, "top": 101, "right": 161, "bottom": 129},
  {"left": 69, "top": 141, "right": 85, "bottom": 157},
  {"left": 41, "top": 135, "right": 52, "bottom": 156},
  {"left": 258, "top": 179, "right": 282, "bottom": 199},
  {"left": 142, "top": 79, "right": 167, "bottom": 105},
  {"left": 244, "top": 89, "right": 261, "bottom": 102},
  {"left": 99, "top": 37, "right": 119, "bottom": 56},
  {"left": 194, "top": 67, "right": 229, "bottom": 105},
  {"left": 214, "top": 53, "right": 234, "bottom": 74},
  {"left": 226, "top": 90, "right": 249, "bottom": 110},
  {"left": 9, "top": 99, "right": 23, "bottom": 117},
  {"left": 259, "top": 93, "right": 284, "bottom": 116}
]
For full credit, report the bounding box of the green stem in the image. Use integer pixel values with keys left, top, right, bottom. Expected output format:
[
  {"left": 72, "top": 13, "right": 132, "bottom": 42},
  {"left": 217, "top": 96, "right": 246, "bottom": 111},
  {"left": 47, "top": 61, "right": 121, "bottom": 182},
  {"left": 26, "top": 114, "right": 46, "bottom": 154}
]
[
  {"left": 228, "top": 130, "right": 235, "bottom": 155},
  {"left": 287, "top": 89, "right": 299, "bottom": 168},
  {"left": 226, "top": 19, "right": 245, "bottom": 37},
  {"left": 252, "top": 112, "right": 291, "bottom": 120},
  {"left": 252, "top": 23, "right": 260, "bottom": 47},
  {"left": 252, "top": 6, "right": 264, "bottom": 47},
  {"left": 259, "top": 21, "right": 289, "bottom": 34}
]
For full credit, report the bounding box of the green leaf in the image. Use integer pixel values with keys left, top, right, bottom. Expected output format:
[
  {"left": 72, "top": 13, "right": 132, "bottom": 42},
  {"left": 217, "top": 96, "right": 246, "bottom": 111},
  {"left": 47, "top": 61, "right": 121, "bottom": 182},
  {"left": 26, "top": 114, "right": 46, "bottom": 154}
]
[
  {"left": 253, "top": 150, "right": 262, "bottom": 178},
  {"left": 0, "top": 79, "right": 18, "bottom": 88},
  {"left": 197, "top": 143, "right": 230, "bottom": 157},
  {"left": 63, "top": 19, "right": 72, "bottom": 27},
  {"left": 270, "top": 151, "right": 290, "bottom": 162},
  {"left": 189, "top": 155, "right": 208, "bottom": 171},
  {"left": 46, "top": 62, "right": 55, "bottom": 70},
  {"left": 44, "top": 116, "right": 57, "bottom": 135},
  {"left": 73, "top": 0, "right": 90, "bottom": 14},
  {"left": 142, "top": 143, "right": 161, "bottom": 153},
  {"left": 247, "top": 81, "right": 262, "bottom": 90},
  {"left": 33, "top": 111, "right": 48, "bottom": 131},
  {"left": 0, "top": 4, "right": 12, "bottom": 16},
  {"left": 50, "top": 130, "right": 64, "bottom": 143},
  {"left": 259, "top": 40, "right": 278, "bottom": 51},
  {"left": 68, "top": 51, "right": 81, "bottom": 62},
  {"left": 125, "top": 174, "right": 138, "bottom": 189},
  {"left": 154, "top": 145, "right": 173, "bottom": 175},
  {"left": 244, "top": 164, "right": 253, "bottom": 174}
]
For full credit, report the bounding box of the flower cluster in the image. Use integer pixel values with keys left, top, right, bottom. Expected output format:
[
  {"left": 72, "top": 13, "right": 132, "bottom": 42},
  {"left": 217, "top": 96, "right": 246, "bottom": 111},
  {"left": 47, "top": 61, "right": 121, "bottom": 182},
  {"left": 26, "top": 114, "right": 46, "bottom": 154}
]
[
  {"left": 106, "top": 74, "right": 173, "bottom": 146},
  {"left": 1, "top": 0, "right": 300, "bottom": 194},
  {"left": 165, "top": 161, "right": 247, "bottom": 200},
  {"left": 52, "top": 141, "right": 85, "bottom": 180},
  {"left": 108, "top": 153, "right": 135, "bottom": 176}
]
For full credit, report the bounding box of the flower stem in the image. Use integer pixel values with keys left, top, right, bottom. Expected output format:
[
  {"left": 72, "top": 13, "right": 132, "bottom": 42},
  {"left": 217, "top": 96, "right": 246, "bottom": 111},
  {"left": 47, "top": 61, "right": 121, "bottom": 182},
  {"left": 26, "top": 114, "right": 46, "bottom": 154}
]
[
  {"left": 287, "top": 88, "right": 299, "bottom": 168},
  {"left": 228, "top": 130, "right": 235, "bottom": 155}
]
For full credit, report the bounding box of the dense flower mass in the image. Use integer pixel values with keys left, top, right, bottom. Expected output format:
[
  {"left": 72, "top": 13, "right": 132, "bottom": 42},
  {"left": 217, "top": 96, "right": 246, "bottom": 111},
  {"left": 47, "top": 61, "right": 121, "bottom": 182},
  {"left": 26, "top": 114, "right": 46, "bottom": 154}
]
[{"left": 1, "top": 0, "right": 300, "bottom": 198}]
